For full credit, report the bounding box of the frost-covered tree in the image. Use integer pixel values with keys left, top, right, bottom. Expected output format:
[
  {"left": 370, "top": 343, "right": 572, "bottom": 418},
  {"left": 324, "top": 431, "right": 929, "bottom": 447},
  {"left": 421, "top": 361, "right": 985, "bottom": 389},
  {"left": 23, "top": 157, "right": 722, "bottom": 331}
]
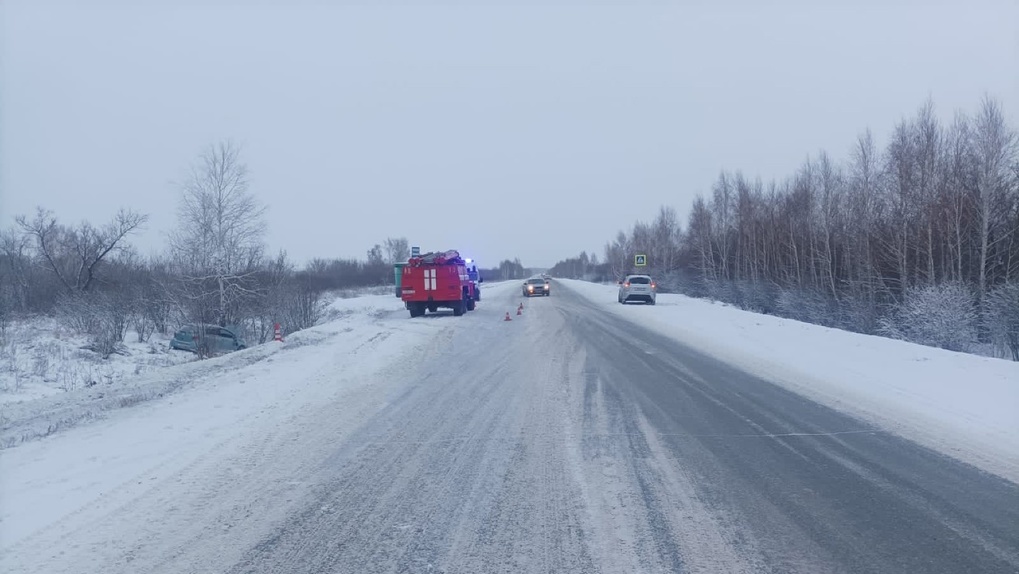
[
  {"left": 879, "top": 283, "right": 977, "bottom": 352},
  {"left": 588, "top": 95, "right": 1018, "bottom": 358},
  {"left": 168, "top": 141, "right": 266, "bottom": 327},
  {"left": 986, "top": 283, "right": 1019, "bottom": 360}
]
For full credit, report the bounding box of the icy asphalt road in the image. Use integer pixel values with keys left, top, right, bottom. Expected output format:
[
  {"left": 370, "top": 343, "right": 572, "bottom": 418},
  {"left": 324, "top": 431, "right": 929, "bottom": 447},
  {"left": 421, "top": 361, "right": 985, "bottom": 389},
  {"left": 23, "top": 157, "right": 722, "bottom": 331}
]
[
  {"left": 8, "top": 282, "right": 1019, "bottom": 573},
  {"left": 227, "top": 284, "right": 1019, "bottom": 573}
]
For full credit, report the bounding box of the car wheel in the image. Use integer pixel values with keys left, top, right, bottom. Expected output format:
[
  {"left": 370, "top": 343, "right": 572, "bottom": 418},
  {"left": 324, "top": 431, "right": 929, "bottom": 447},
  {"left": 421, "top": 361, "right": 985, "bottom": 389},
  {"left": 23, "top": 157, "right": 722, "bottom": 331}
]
[{"left": 648, "top": 299, "right": 655, "bottom": 305}]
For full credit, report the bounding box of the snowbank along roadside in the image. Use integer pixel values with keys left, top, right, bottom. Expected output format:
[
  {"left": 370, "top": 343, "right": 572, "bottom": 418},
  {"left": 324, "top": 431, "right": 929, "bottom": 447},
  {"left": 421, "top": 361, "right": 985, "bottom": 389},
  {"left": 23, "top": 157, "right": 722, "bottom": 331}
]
[
  {"left": 0, "top": 280, "right": 520, "bottom": 557},
  {"left": 0, "top": 287, "right": 428, "bottom": 447}
]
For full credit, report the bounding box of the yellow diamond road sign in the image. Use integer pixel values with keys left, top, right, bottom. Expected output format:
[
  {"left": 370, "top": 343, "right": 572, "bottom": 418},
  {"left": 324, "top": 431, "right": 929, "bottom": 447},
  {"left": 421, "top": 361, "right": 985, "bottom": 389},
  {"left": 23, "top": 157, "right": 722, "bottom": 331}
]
[{"left": 635, "top": 254, "right": 647, "bottom": 266}]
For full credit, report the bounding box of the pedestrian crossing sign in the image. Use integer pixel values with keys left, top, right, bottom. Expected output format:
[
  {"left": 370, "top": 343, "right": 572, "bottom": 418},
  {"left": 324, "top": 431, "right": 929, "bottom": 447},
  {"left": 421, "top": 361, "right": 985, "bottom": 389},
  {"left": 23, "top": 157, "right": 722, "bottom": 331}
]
[{"left": 635, "top": 254, "right": 647, "bottom": 266}]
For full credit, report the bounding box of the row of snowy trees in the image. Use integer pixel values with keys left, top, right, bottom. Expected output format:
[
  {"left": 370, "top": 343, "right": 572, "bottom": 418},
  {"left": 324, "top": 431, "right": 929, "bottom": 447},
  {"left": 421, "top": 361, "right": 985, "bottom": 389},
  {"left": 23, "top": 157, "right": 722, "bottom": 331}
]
[
  {"left": 548, "top": 251, "right": 599, "bottom": 281},
  {"left": 0, "top": 142, "right": 412, "bottom": 357},
  {"left": 554, "top": 96, "right": 1019, "bottom": 359}
]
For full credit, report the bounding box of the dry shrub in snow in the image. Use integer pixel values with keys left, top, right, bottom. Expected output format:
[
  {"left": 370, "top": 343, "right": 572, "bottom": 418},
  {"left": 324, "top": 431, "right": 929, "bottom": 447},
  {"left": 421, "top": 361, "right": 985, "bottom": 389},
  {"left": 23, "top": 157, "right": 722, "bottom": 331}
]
[
  {"left": 0, "top": 287, "right": 10, "bottom": 339},
  {"left": 132, "top": 312, "right": 155, "bottom": 343},
  {"left": 879, "top": 283, "right": 977, "bottom": 352},
  {"left": 56, "top": 293, "right": 129, "bottom": 359},
  {"left": 776, "top": 288, "right": 835, "bottom": 326},
  {"left": 985, "top": 284, "right": 1019, "bottom": 360}
]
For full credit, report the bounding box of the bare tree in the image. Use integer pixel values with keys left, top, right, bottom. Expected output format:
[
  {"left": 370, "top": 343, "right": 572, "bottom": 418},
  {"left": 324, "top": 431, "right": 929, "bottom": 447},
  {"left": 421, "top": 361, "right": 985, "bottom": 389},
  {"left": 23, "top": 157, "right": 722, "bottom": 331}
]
[
  {"left": 913, "top": 99, "right": 942, "bottom": 285},
  {"left": 846, "top": 129, "right": 882, "bottom": 301},
  {"left": 0, "top": 229, "right": 33, "bottom": 318},
  {"left": 604, "top": 230, "right": 630, "bottom": 280},
  {"left": 366, "top": 244, "right": 384, "bottom": 266},
  {"left": 972, "top": 96, "right": 1017, "bottom": 304},
  {"left": 169, "top": 140, "right": 266, "bottom": 327},
  {"left": 652, "top": 206, "right": 681, "bottom": 275},
  {"left": 686, "top": 196, "right": 715, "bottom": 282},
  {"left": 941, "top": 113, "right": 975, "bottom": 284},
  {"left": 16, "top": 207, "right": 147, "bottom": 293},
  {"left": 383, "top": 237, "right": 410, "bottom": 264}
]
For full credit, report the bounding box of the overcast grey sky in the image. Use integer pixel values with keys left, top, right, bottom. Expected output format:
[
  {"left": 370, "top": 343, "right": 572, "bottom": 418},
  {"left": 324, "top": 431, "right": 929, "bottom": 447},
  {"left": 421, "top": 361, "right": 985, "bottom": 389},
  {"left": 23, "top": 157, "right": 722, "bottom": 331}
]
[{"left": 2, "top": 1, "right": 1017, "bottom": 268}]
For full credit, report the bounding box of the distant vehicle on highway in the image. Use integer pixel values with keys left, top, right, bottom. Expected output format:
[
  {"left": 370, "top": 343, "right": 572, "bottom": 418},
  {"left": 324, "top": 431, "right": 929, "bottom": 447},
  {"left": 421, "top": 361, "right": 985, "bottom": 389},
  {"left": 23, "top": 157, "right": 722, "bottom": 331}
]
[
  {"left": 618, "top": 274, "right": 656, "bottom": 305},
  {"left": 170, "top": 324, "right": 247, "bottom": 355},
  {"left": 523, "top": 277, "right": 550, "bottom": 297}
]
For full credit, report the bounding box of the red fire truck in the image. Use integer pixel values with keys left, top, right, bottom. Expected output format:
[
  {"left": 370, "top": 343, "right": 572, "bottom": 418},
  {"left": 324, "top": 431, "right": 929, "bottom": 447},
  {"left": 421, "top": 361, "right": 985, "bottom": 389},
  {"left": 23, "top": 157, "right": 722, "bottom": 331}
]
[{"left": 400, "top": 250, "right": 477, "bottom": 318}]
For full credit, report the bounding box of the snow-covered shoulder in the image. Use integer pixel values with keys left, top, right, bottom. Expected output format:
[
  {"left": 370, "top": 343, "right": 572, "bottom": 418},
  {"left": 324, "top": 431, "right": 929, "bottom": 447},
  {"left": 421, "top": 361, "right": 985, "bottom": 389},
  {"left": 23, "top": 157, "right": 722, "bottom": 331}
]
[
  {"left": 0, "top": 290, "right": 415, "bottom": 446},
  {"left": 563, "top": 280, "right": 1019, "bottom": 482},
  {"left": 0, "top": 289, "right": 443, "bottom": 551}
]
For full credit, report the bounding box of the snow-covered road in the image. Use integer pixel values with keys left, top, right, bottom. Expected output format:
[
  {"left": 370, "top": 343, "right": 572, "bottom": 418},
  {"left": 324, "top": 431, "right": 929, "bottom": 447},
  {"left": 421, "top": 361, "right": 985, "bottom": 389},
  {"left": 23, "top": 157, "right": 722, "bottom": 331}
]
[
  {"left": 3, "top": 280, "right": 1017, "bottom": 573},
  {"left": 562, "top": 279, "right": 1019, "bottom": 482}
]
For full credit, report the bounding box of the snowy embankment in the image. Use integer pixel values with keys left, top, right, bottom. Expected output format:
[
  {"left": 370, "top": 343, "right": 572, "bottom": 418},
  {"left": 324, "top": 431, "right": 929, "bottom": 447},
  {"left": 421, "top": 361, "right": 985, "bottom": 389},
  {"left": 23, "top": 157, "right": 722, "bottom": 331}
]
[
  {"left": 0, "top": 281, "right": 519, "bottom": 557},
  {"left": 0, "top": 290, "right": 417, "bottom": 450},
  {"left": 563, "top": 280, "right": 1019, "bottom": 482},
  {"left": 0, "top": 322, "right": 208, "bottom": 448},
  {"left": 0, "top": 286, "right": 423, "bottom": 447}
]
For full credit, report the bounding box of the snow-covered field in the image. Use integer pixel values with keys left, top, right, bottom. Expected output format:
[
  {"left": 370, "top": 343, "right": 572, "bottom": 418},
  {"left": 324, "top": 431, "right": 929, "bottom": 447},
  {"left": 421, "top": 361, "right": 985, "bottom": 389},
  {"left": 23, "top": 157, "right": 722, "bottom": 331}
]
[
  {"left": 0, "top": 318, "right": 196, "bottom": 404},
  {"left": 0, "top": 281, "right": 519, "bottom": 561},
  {"left": 0, "top": 286, "right": 402, "bottom": 447},
  {"left": 563, "top": 280, "right": 1019, "bottom": 482}
]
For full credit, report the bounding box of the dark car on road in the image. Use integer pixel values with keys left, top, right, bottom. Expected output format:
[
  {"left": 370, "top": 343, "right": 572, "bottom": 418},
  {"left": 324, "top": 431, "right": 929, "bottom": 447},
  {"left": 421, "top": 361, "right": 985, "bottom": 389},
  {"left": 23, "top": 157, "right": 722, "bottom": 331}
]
[
  {"left": 170, "top": 324, "right": 247, "bottom": 355},
  {"left": 522, "top": 277, "right": 550, "bottom": 297}
]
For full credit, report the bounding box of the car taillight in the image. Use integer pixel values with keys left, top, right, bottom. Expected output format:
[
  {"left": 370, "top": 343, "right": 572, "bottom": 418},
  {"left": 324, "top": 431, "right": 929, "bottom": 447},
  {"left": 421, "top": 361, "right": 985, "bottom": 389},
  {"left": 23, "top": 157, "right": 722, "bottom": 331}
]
[
  {"left": 624, "top": 282, "right": 630, "bottom": 287},
  {"left": 651, "top": 282, "right": 656, "bottom": 289}
]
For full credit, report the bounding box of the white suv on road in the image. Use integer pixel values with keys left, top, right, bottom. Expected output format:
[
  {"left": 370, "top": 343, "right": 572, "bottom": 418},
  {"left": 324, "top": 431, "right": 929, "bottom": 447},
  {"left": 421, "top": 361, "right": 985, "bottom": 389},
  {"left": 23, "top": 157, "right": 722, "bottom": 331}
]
[{"left": 618, "top": 274, "right": 656, "bottom": 305}]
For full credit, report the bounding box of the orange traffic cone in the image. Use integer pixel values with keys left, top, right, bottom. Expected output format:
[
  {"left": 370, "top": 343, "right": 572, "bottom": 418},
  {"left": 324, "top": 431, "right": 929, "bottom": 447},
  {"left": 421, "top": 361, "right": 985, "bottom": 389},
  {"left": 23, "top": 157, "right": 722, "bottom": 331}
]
[
  {"left": 504, "top": 312, "right": 512, "bottom": 321},
  {"left": 517, "top": 307, "right": 523, "bottom": 316}
]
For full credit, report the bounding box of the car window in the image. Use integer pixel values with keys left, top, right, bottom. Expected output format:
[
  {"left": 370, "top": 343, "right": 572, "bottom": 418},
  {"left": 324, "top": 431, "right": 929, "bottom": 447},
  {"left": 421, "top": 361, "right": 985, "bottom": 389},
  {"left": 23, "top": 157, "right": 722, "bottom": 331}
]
[{"left": 628, "top": 277, "right": 651, "bottom": 284}]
